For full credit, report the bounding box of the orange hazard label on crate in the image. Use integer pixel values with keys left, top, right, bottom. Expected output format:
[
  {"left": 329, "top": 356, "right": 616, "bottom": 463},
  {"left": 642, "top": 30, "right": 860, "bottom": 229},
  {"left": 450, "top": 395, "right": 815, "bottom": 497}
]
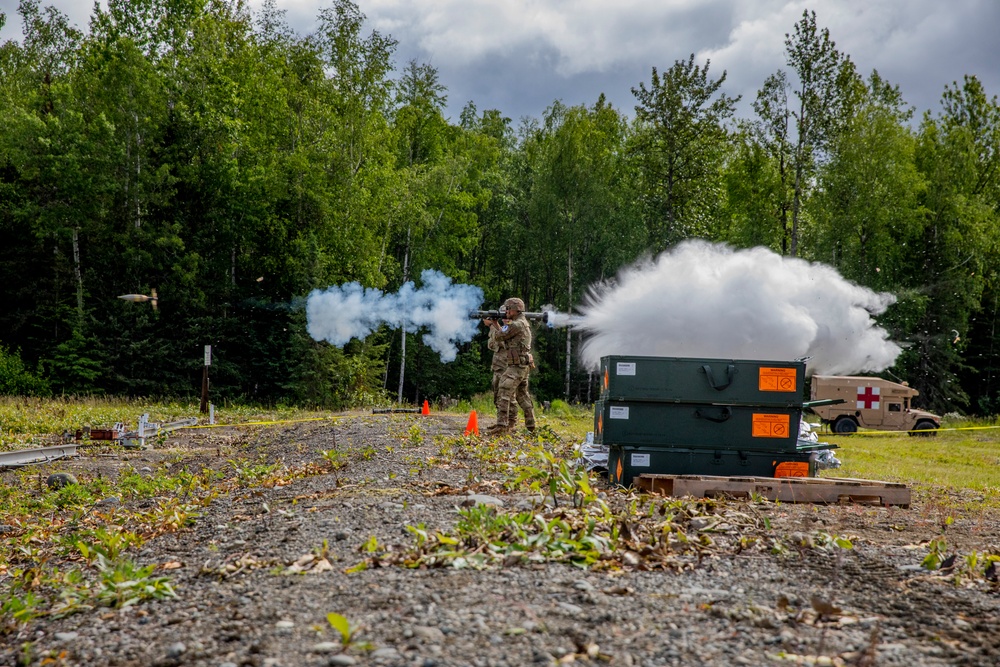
[
  {"left": 597, "top": 413, "right": 603, "bottom": 435},
  {"left": 758, "top": 367, "right": 798, "bottom": 392},
  {"left": 615, "top": 458, "right": 623, "bottom": 484},
  {"left": 774, "top": 461, "right": 810, "bottom": 478},
  {"left": 603, "top": 368, "right": 609, "bottom": 390},
  {"left": 752, "top": 413, "right": 791, "bottom": 438}
]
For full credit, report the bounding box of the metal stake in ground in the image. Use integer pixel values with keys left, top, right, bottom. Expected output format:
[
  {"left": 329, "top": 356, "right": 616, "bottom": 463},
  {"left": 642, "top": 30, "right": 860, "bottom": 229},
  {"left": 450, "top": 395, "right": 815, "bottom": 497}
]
[{"left": 201, "top": 344, "right": 211, "bottom": 414}]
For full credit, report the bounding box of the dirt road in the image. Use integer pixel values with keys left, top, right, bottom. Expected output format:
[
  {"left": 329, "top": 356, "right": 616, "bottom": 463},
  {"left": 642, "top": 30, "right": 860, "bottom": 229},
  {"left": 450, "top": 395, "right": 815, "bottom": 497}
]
[{"left": 2, "top": 412, "right": 998, "bottom": 666}]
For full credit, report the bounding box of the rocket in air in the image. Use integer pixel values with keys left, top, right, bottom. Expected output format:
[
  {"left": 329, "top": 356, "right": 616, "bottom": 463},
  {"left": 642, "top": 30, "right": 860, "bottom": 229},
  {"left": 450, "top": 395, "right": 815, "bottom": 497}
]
[{"left": 118, "top": 288, "right": 158, "bottom": 311}]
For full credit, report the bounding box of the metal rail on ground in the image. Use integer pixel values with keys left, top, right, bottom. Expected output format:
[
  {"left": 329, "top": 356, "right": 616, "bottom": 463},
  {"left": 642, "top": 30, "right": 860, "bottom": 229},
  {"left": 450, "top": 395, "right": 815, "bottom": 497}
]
[{"left": 0, "top": 444, "right": 79, "bottom": 470}]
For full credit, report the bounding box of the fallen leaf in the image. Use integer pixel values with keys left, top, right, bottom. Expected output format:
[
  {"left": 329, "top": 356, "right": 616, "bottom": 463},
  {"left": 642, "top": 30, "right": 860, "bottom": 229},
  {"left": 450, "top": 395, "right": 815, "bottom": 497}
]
[{"left": 810, "top": 595, "right": 842, "bottom": 617}]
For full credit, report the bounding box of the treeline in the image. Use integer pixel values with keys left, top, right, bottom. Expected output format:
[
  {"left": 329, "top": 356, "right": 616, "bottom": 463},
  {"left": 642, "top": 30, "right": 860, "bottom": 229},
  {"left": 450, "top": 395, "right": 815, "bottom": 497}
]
[{"left": 1, "top": 0, "right": 999, "bottom": 414}]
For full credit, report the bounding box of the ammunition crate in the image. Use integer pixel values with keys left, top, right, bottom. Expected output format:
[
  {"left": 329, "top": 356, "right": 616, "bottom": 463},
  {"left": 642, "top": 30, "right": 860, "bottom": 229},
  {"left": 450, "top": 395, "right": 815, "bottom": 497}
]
[
  {"left": 608, "top": 445, "right": 815, "bottom": 487},
  {"left": 595, "top": 400, "right": 801, "bottom": 451},
  {"left": 599, "top": 356, "right": 805, "bottom": 407}
]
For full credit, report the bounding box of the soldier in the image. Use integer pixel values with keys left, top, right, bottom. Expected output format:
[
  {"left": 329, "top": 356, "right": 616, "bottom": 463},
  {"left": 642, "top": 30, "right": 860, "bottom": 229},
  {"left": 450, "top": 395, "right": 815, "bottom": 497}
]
[
  {"left": 487, "top": 321, "right": 519, "bottom": 429},
  {"left": 483, "top": 297, "right": 536, "bottom": 435}
]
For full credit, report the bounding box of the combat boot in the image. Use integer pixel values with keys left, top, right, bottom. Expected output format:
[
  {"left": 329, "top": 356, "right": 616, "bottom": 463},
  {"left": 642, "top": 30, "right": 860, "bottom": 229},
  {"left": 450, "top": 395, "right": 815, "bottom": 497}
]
[{"left": 523, "top": 406, "right": 537, "bottom": 434}]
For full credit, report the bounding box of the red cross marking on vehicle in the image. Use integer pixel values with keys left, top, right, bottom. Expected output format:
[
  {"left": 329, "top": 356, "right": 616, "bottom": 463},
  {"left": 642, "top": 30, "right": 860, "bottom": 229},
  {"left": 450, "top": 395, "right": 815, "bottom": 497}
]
[{"left": 857, "top": 386, "right": 880, "bottom": 409}]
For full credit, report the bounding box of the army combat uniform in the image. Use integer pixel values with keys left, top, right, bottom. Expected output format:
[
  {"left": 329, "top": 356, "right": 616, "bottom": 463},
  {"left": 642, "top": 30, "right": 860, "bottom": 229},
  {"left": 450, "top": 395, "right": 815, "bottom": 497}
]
[
  {"left": 488, "top": 326, "right": 518, "bottom": 429},
  {"left": 488, "top": 312, "right": 536, "bottom": 434}
]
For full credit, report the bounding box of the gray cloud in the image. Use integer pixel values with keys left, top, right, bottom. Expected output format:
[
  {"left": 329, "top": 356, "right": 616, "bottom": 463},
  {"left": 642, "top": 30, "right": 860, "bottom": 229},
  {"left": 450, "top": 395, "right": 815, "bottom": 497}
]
[{"left": 2, "top": 0, "right": 996, "bottom": 122}]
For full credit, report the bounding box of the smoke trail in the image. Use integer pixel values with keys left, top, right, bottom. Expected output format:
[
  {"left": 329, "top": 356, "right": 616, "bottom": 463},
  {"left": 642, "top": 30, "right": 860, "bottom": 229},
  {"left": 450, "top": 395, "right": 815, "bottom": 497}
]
[
  {"left": 576, "top": 240, "right": 902, "bottom": 375},
  {"left": 540, "top": 304, "right": 581, "bottom": 329},
  {"left": 306, "top": 270, "right": 483, "bottom": 362}
]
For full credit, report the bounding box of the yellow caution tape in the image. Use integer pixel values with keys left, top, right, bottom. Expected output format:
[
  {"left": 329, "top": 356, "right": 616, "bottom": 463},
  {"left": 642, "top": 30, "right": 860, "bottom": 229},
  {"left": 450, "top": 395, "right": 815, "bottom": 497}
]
[
  {"left": 822, "top": 424, "right": 1000, "bottom": 436},
  {"left": 184, "top": 416, "right": 337, "bottom": 430}
]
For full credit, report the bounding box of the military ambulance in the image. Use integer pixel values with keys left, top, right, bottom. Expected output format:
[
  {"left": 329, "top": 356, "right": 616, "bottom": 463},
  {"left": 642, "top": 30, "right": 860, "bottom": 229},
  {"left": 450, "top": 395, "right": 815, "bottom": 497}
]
[{"left": 809, "top": 375, "right": 941, "bottom": 436}]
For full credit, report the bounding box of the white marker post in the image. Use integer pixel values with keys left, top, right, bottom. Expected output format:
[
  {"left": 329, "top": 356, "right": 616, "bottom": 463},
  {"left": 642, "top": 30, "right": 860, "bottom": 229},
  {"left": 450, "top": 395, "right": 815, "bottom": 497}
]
[{"left": 201, "top": 345, "right": 211, "bottom": 414}]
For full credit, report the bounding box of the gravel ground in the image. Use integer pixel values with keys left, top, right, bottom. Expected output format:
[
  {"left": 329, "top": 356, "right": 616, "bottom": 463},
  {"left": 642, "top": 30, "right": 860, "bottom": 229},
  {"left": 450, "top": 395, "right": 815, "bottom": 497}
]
[{"left": 2, "top": 412, "right": 998, "bottom": 667}]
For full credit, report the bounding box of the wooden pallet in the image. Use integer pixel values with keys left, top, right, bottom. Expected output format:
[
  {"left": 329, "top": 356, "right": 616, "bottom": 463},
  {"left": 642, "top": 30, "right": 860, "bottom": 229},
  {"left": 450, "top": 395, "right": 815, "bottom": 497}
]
[{"left": 635, "top": 474, "right": 911, "bottom": 508}]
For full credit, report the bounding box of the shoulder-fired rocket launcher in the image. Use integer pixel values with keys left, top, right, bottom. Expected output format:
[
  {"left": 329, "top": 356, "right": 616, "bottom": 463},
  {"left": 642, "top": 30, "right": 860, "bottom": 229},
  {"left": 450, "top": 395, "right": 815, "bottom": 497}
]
[{"left": 470, "top": 309, "right": 549, "bottom": 325}]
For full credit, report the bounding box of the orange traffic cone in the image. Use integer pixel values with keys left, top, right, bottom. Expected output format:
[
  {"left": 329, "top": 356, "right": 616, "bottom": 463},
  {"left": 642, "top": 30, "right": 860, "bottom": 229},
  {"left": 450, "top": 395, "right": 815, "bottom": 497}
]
[
  {"left": 464, "top": 410, "right": 479, "bottom": 436},
  {"left": 421, "top": 400, "right": 430, "bottom": 416}
]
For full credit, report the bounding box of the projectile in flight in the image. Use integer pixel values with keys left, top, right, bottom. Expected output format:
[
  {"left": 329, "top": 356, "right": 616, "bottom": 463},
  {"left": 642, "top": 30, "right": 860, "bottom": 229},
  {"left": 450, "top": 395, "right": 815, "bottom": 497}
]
[{"left": 118, "top": 289, "right": 158, "bottom": 311}]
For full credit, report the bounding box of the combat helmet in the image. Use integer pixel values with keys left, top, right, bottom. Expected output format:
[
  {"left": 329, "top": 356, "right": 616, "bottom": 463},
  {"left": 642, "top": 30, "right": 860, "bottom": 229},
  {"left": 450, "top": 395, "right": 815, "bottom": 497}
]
[{"left": 503, "top": 297, "right": 525, "bottom": 312}]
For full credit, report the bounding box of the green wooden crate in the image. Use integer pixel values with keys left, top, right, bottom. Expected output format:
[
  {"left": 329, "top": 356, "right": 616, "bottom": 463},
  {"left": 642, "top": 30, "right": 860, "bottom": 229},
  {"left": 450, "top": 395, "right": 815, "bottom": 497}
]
[
  {"left": 599, "top": 355, "right": 805, "bottom": 407},
  {"left": 608, "top": 445, "right": 816, "bottom": 487},
  {"left": 595, "top": 400, "right": 802, "bottom": 451}
]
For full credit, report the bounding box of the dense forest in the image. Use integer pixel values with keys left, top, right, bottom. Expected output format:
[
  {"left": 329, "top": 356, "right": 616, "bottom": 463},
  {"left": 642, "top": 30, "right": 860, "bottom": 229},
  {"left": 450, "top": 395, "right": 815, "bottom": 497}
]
[{"left": 1, "top": 0, "right": 998, "bottom": 415}]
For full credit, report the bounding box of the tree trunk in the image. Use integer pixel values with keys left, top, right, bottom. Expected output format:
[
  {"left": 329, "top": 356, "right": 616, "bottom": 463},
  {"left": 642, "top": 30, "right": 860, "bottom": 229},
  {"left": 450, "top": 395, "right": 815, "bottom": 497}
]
[
  {"left": 397, "top": 226, "right": 412, "bottom": 403},
  {"left": 72, "top": 227, "right": 83, "bottom": 320},
  {"left": 565, "top": 246, "right": 573, "bottom": 400}
]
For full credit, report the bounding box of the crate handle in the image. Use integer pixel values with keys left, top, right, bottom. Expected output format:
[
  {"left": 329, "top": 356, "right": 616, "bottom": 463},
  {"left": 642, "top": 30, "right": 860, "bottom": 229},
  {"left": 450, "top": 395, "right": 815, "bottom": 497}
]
[
  {"left": 695, "top": 406, "right": 733, "bottom": 423},
  {"left": 701, "top": 363, "right": 737, "bottom": 391}
]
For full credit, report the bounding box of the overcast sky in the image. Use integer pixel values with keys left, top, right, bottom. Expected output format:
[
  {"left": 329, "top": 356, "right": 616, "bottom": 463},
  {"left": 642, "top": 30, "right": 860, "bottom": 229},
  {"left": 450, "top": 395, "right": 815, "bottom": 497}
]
[{"left": 2, "top": 0, "right": 997, "bottom": 124}]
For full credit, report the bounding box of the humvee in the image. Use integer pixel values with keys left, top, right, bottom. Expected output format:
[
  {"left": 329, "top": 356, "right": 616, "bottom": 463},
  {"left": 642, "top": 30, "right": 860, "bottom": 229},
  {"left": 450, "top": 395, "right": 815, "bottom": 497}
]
[{"left": 809, "top": 375, "right": 941, "bottom": 436}]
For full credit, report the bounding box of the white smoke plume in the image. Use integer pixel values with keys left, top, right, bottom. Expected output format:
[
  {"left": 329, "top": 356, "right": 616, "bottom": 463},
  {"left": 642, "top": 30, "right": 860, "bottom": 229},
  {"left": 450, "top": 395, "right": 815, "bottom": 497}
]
[
  {"left": 306, "top": 270, "right": 483, "bottom": 362},
  {"left": 576, "top": 240, "right": 902, "bottom": 376},
  {"left": 541, "top": 305, "right": 579, "bottom": 329}
]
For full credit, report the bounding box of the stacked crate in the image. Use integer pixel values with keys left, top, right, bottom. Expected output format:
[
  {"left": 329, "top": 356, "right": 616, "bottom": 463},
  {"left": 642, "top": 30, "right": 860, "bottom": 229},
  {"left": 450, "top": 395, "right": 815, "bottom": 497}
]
[{"left": 597, "top": 355, "right": 823, "bottom": 486}]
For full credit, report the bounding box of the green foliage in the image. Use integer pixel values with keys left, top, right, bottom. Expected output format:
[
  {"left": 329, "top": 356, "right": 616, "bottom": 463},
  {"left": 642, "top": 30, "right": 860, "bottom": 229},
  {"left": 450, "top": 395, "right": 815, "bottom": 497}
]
[
  {"left": 806, "top": 72, "right": 926, "bottom": 289},
  {"left": 43, "top": 328, "right": 104, "bottom": 395},
  {"left": 631, "top": 54, "right": 738, "bottom": 248},
  {"left": 1, "top": 591, "right": 45, "bottom": 626},
  {"left": 822, "top": 427, "right": 1000, "bottom": 504},
  {"left": 51, "top": 482, "right": 94, "bottom": 509},
  {"left": 0, "top": 346, "right": 49, "bottom": 396},
  {"left": 320, "top": 448, "right": 349, "bottom": 470},
  {"left": 229, "top": 458, "right": 281, "bottom": 487},
  {"left": 921, "top": 536, "right": 949, "bottom": 570},
  {"left": 546, "top": 400, "right": 574, "bottom": 418},
  {"left": 75, "top": 528, "right": 144, "bottom": 565},
  {"left": 326, "top": 612, "right": 353, "bottom": 645},
  {"left": 506, "top": 445, "right": 603, "bottom": 509},
  {"left": 401, "top": 504, "right": 613, "bottom": 569},
  {"left": 0, "top": 1, "right": 999, "bottom": 416},
  {"left": 94, "top": 557, "right": 175, "bottom": 608}
]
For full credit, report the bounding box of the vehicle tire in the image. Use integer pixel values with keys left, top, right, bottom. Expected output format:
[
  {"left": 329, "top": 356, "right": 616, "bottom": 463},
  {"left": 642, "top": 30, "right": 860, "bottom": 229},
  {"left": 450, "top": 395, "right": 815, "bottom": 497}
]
[
  {"left": 909, "top": 420, "right": 938, "bottom": 437},
  {"left": 832, "top": 417, "right": 858, "bottom": 434}
]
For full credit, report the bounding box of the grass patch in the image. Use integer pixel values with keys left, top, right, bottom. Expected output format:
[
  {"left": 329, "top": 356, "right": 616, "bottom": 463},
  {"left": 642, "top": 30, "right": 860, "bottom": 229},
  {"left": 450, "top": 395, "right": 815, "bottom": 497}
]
[
  {"left": 0, "top": 396, "right": 327, "bottom": 450},
  {"left": 817, "top": 424, "right": 1000, "bottom": 510},
  {"left": 455, "top": 393, "right": 499, "bottom": 418},
  {"left": 537, "top": 403, "right": 593, "bottom": 442}
]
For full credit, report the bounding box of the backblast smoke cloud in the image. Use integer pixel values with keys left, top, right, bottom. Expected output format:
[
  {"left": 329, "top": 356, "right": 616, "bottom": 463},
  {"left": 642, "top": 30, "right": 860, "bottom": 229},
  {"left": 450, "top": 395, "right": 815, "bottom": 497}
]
[
  {"left": 306, "top": 242, "right": 902, "bottom": 376},
  {"left": 306, "top": 269, "right": 483, "bottom": 362},
  {"left": 575, "top": 240, "right": 902, "bottom": 376}
]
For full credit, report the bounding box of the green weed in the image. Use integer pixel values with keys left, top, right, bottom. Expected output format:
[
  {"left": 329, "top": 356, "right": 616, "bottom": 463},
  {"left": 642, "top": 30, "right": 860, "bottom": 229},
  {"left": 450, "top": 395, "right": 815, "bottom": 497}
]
[
  {"left": 325, "top": 611, "right": 371, "bottom": 650},
  {"left": 505, "top": 446, "right": 603, "bottom": 509},
  {"left": 229, "top": 458, "right": 280, "bottom": 486},
  {"left": 94, "top": 557, "right": 175, "bottom": 608},
  {"left": 75, "top": 527, "right": 144, "bottom": 564},
  {"left": 320, "top": 449, "right": 349, "bottom": 470}
]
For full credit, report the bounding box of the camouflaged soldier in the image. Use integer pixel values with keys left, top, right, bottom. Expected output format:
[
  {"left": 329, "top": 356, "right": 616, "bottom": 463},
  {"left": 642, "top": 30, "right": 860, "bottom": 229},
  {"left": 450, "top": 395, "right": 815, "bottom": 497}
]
[
  {"left": 484, "top": 297, "right": 536, "bottom": 434},
  {"left": 487, "top": 323, "right": 518, "bottom": 429}
]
